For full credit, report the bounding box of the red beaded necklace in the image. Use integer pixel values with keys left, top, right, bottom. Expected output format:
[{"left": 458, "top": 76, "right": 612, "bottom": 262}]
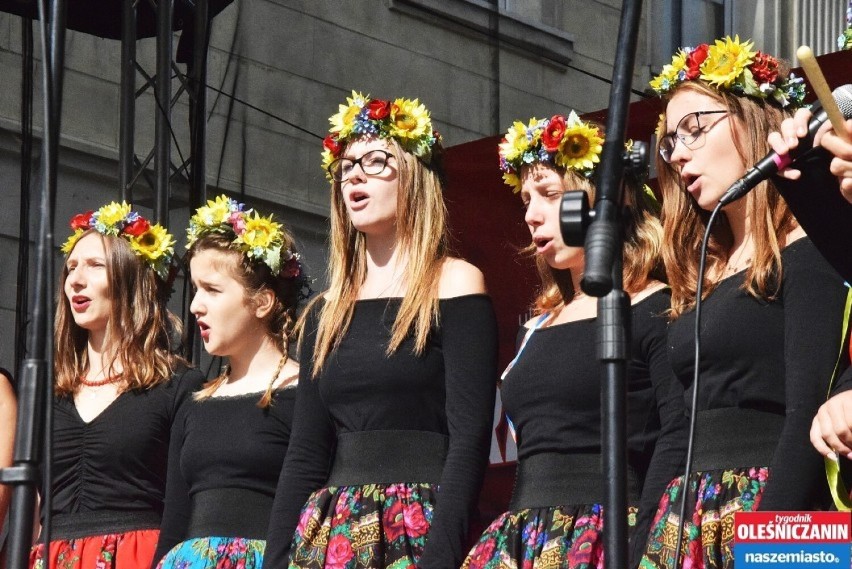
[{"left": 78, "top": 374, "right": 122, "bottom": 388}]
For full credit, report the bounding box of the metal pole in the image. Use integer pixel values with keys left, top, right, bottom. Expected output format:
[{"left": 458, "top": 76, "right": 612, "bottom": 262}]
[
  {"left": 579, "top": 1, "right": 643, "bottom": 567},
  {"left": 186, "top": 0, "right": 209, "bottom": 363},
  {"left": 119, "top": 0, "right": 137, "bottom": 202},
  {"left": 2, "top": 0, "right": 65, "bottom": 566},
  {"left": 155, "top": 0, "right": 173, "bottom": 223}
]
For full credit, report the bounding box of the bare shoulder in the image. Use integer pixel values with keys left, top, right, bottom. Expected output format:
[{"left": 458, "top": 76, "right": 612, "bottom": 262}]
[
  {"left": 438, "top": 257, "right": 487, "bottom": 298},
  {"left": 786, "top": 225, "right": 807, "bottom": 244},
  {"left": 630, "top": 280, "right": 668, "bottom": 305}
]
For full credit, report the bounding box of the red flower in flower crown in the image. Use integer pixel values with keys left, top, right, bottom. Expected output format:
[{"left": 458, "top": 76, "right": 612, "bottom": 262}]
[
  {"left": 540, "top": 115, "right": 567, "bottom": 153},
  {"left": 367, "top": 99, "right": 391, "bottom": 120},
  {"left": 323, "top": 134, "right": 342, "bottom": 157},
  {"left": 685, "top": 44, "right": 709, "bottom": 80},
  {"left": 70, "top": 211, "right": 94, "bottom": 230},
  {"left": 123, "top": 217, "right": 150, "bottom": 237},
  {"left": 281, "top": 256, "right": 301, "bottom": 279},
  {"left": 750, "top": 51, "right": 779, "bottom": 84}
]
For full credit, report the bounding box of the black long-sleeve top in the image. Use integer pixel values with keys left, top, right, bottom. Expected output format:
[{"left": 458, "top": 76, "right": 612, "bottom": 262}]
[
  {"left": 774, "top": 149, "right": 852, "bottom": 283},
  {"left": 153, "top": 387, "right": 296, "bottom": 563},
  {"left": 501, "top": 289, "right": 687, "bottom": 568},
  {"left": 48, "top": 366, "right": 205, "bottom": 522},
  {"left": 667, "top": 237, "right": 850, "bottom": 510},
  {"left": 263, "top": 295, "right": 498, "bottom": 569}
]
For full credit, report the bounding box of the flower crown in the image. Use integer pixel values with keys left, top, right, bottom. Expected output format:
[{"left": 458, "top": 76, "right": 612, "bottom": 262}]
[
  {"left": 840, "top": 1, "right": 852, "bottom": 50},
  {"left": 321, "top": 91, "right": 442, "bottom": 179},
  {"left": 61, "top": 201, "right": 175, "bottom": 280},
  {"left": 498, "top": 111, "right": 604, "bottom": 192},
  {"left": 650, "top": 36, "right": 806, "bottom": 109},
  {"left": 186, "top": 195, "right": 303, "bottom": 280}
]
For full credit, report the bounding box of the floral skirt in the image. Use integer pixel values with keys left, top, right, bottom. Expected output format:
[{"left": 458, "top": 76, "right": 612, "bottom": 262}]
[
  {"left": 288, "top": 483, "right": 435, "bottom": 568},
  {"left": 156, "top": 537, "right": 265, "bottom": 568},
  {"left": 29, "top": 528, "right": 160, "bottom": 569},
  {"left": 639, "top": 467, "right": 769, "bottom": 569},
  {"left": 462, "top": 503, "right": 638, "bottom": 569}
]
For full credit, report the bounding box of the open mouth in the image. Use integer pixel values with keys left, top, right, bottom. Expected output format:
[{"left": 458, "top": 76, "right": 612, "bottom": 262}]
[
  {"left": 533, "top": 236, "right": 552, "bottom": 251},
  {"left": 198, "top": 321, "right": 211, "bottom": 340},
  {"left": 71, "top": 295, "right": 91, "bottom": 311},
  {"left": 350, "top": 191, "right": 369, "bottom": 203},
  {"left": 682, "top": 173, "right": 699, "bottom": 193}
]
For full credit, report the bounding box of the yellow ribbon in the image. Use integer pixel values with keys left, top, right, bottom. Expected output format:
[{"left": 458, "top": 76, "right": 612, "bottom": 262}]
[{"left": 826, "top": 287, "right": 852, "bottom": 511}]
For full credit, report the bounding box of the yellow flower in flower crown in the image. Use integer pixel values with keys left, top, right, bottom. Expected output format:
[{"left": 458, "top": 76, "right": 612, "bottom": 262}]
[
  {"left": 649, "top": 50, "right": 688, "bottom": 93},
  {"left": 700, "top": 36, "right": 755, "bottom": 88},
  {"left": 130, "top": 224, "right": 176, "bottom": 279},
  {"left": 197, "top": 195, "right": 236, "bottom": 226},
  {"left": 555, "top": 113, "right": 604, "bottom": 172},
  {"left": 96, "top": 202, "right": 132, "bottom": 234},
  {"left": 389, "top": 98, "right": 431, "bottom": 142},
  {"left": 236, "top": 211, "right": 282, "bottom": 252},
  {"left": 61, "top": 229, "right": 85, "bottom": 254},
  {"left": 329, "top": 91, "right": 368, "bottom": 139},
  {"left": 498, "top": 120, "right": 533, "bottom": 164},
  {"left": 502, "top": 171, "right": 521, "bottom": 191}
]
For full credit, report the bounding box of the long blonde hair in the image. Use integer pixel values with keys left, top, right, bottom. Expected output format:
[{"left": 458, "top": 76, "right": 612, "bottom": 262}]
[
  {"left": 54, "top": 231, "right": 185, "bottom": 396},
  {"left": 657, "top": 82, "right": 797, "bottom": 318},
  {"left": 529, "top": 167, "right": 665, "bottom": 315},
  {"left": 188, "top": 234, "right": 301, "bottom": 408},
  {"left": 311, "top": 137, "right": 448, "bottom": 376}
]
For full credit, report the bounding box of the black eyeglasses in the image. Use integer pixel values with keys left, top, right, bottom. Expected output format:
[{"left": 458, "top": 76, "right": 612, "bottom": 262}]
[
  {"left": 659, "top": 110, "right": 728, "bottom": 163},
  {"left": 327, "top": 149, "right": 395, "bottom": 182}
]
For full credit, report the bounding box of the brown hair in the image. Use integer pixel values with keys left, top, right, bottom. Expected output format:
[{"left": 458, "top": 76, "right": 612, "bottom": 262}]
[
  {"left": 188, "top": 232, "right": 301, "bottom": 408},
  {"left": 527, "top": 166, "right": 665, "bottom": 316},
  {"left": 54, "top": 231, "right": 185, "bottom": 396},
  {"left": 310, "top": 136, "right": 448, "bottom": 376},
  {"left": 656, "top": 81, "right": 797, "bottom": 318}
]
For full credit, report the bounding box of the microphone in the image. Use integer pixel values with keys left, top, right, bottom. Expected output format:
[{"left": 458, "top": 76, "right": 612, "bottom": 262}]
[{"left": 718, "top": 84, "right": 852, "bottom": 206}]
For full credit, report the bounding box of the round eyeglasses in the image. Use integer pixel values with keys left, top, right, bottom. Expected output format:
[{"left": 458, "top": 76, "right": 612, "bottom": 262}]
[
  {"left": 659, "top": 110, "right": 728, "bottom": 163},
  {"left": 327, "top": 149, "right": 395, "bottom": 182}
]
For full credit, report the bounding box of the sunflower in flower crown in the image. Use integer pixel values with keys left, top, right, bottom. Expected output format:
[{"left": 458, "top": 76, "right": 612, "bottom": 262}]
[
  {"left": 186, "top": 195, "right": 303, "bottom": 279},
  {"left": 497, "top": 111, "right": 604, "bottom": 193},
  {"left": 650, "top": 35, "right": 806, "bottom": 109},
  {"left": 62, "top": 201, "right": 176, "bottom": 280},
  {"left": 321, "top": 91, "right": 442, "bottom": 180}
]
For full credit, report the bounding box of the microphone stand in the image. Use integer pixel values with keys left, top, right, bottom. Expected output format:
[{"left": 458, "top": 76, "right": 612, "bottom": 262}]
[
  {"left": 581, "top": 1, "right": 643, "bottom": 567},
  {"left": 1, "top": 1, "right": 65, "bottom": 568}
]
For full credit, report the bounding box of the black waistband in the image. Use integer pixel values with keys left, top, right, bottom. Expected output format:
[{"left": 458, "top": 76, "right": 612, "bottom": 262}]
[
  {"left": 326, "top": 430, "right": 448, "bottom": 487},
  {"left": 44, "top": 510, "right": 161, "bottom": 541},
  {"left": 510, "top": 453, "right": 640, "bottom": 510},
  {"left": 187, "top": 488, "right": 272, "bottom": 540},
  {"left": 692, "top": 408, "right": 784, "bottom": 472}
]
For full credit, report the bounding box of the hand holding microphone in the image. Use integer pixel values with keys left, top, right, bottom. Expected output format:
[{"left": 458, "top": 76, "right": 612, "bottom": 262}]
[
  {"left": 720, "top": 83, "right": 852, "bottom": 206},
  {"left": 767, "top": 45, "right": 852, "bottom": 203}
]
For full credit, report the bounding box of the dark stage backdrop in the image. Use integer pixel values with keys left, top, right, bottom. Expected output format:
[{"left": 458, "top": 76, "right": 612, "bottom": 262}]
[{"left": 444, "top": 47, "right": 852, "bottom": 528}]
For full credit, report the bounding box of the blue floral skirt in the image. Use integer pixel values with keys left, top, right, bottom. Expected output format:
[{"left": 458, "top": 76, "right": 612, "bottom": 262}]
[
  {"left": 289, "top": 483, "right": 435, "bottom": 568},
  {"left": 462, "top": 503, "right": 637, "bottom": 569},
  {"left": 639, "top": 467, "right": 769, "bottom": 569},
  {"left": 156, "top": 537, "right": 265, "bottom": 568}
]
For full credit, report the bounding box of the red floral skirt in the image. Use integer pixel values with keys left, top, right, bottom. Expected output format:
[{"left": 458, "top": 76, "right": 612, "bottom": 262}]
[
  {"left": 639, "top": 467, "right": 769, "bottom": 569},
  {"left": 29, "top": 529, "right": 160, "bottom": 569},
  {"left": 289, "top": 483, "right": 435, "bottom": 568},
  {"left": 462, "top": 503, "right": 637, "bottom": 569}
]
